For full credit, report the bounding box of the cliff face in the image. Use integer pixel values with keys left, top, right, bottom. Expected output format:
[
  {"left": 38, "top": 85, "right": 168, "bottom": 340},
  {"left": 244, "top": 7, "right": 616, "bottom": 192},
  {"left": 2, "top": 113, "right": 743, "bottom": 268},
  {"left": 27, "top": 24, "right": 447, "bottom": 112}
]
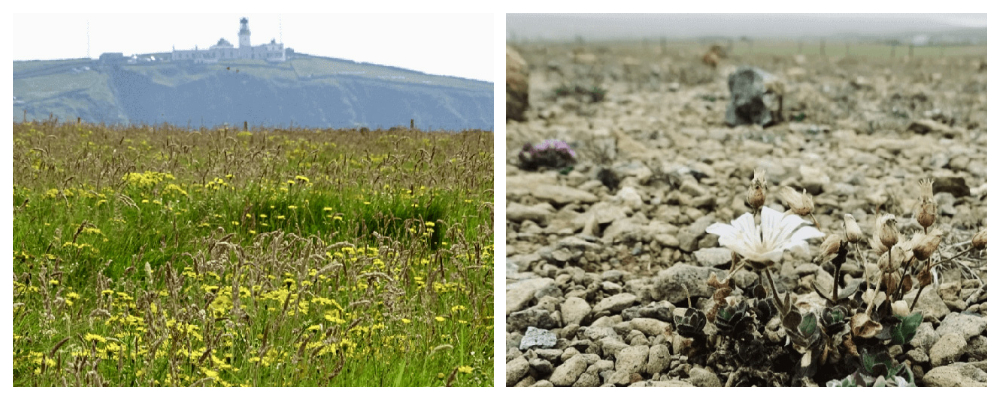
[{"left": 14, "top": 55, "right": 493, "bottom": 131}]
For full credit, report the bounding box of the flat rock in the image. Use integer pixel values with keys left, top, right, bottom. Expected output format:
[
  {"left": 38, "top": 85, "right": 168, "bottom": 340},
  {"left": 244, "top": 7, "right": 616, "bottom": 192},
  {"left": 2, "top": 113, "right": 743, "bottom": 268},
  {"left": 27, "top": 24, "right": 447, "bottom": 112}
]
[
  {"left": 922, "top": 363, "right": 987, "bottom": 387},
  {"left": 507, "top": 202, "right": 555, "bottom": 223},
  {"left": 506, "top": 278, "right": 554, "bottom": 315},
  {"left": 584, "top": 202, "right": 630, "bottom": 225},
  {"left": 593, "top": 293, "right": 638, "bottom": 315},
  {"left": 936, "top": 313, "right": 987, "bottom": 341},
  {"left": 533, "top": 185, "right": 598, "bottom": 205},
  {"left": 904, "top": 288, "right": 950, "bottom": 321},
  {"left": 693, "top": 247, "right": 732, "bottom": 267},
  {"left": 628, "top": 318, "right": 670, "bottom": 337},
  {"left": 929, "top": 332, "right": 967, "bottom": 368},
  {"left": 520, "top": 326, "right": 558, "bottom": 350},
  {"left": 932, "top": 176, "right": 971, "bottom": 198},
  {"left": 654, "top": 264, "right": 716, "bottom": 304},
  {"left": 508, "top": 308, "right": 558, "bottom": 331}
]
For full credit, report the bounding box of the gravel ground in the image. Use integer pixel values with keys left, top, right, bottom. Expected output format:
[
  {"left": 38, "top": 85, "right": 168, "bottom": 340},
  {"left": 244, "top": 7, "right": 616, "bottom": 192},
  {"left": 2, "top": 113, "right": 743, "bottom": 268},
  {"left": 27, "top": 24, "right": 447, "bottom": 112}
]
[{"left": 505, "top": 42, "right": 986, "bottom": 387}]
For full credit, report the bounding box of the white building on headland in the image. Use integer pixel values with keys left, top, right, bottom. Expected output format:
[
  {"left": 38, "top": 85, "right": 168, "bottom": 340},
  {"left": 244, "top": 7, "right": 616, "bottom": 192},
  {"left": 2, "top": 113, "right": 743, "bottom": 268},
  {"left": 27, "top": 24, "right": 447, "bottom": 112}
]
[{"left": 172, "top": 17, "right": 286, "bottom": 63}]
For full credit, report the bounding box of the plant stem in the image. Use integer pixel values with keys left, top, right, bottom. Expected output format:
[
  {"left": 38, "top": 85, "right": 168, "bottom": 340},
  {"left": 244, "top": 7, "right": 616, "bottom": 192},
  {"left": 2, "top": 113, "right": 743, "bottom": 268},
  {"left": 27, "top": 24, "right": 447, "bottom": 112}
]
[
  {"left": 763, "top": 268, "right": 785, "bottom": 315},
  {"left": 909, "top": 285, "right": 925, "bottom": 312}
]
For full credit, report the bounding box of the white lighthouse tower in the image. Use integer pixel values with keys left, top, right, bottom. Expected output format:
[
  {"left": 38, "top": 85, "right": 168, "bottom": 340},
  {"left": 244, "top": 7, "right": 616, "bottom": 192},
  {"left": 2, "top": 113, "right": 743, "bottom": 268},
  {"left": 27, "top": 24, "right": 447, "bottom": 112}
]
[{"left": 238, "top": 17, "right": 251, "bottom": 48}]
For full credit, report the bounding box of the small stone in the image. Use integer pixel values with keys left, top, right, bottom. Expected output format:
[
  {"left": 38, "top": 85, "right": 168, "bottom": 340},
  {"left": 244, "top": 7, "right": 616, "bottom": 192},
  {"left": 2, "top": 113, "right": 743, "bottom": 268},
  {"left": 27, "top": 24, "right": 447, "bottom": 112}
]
[
  {"left": 573, "top": 372, "right": 601, "bottom": 387},
  {"left": 508, "top": 308, "right": 558, "bottom": 331},
  {"left": 528, "top": 357, "right": 554, "bottom": 376},
  {"left": 507, "top": 202, "right": 555, "bottom": 223},
  {"left": 507, "top": 278, "right": 555, "bottom": 315},
  {"left": 506, "top": 356, "right": 530, "bottom": 386},
  {"left": 688, "top": 367, "right": 722, "bottom": 387},
  {"left": 550, "top": 354, "right": 589, "bottom": 386},
  {"left": 654, "top": 264, "right": 715, "bottom": 304},
  {"left": 615, "top": 345, "right": 650, "bottom": 374},
  {"left": 533, "top": 185, "right": 599, "bottom": 205},
  {"left": 520, "top": 326, "right": 558, "bottom": 350},
  {"left": 936, "top": 313, "right": 987, "bottom": 341},
  {"left": 628, "top": 318, "right": 670, "bottom": 337},
  {"left": 561, "top": 297, "right": 592, "bottom": 326},
  {"left": 922, "top": 363, "right": 987, "bottom": 387},
  {"left": 593, "top": 293, "right": 638, "bottom": 315},
  {"left": 929, "top": 332, "right": 967, "bottom": 368},
  {"left": 693, "top": 247, "right": 732, "bottom": 267},
  {"left": 645, "top": 344, "right": 672, "bottom": 375}
]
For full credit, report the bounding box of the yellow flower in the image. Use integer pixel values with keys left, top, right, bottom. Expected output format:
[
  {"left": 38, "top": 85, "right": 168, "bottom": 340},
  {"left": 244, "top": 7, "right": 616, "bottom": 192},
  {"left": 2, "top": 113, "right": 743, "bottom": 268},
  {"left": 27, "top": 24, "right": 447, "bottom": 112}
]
[
  {"left": 458, "top": 366, "right": 473, "bottom": 374},
  {"left": 259, "top": 214, "right": 267, "bottom": 218},
  {"left": 435, "top": 316, "right": 445, "bottom": 322},
  {"left": 323, "top": 207, "right": 333, "bottom": 212},
  {"left": 84, "top": 333, "right": 106, "bottom": 343},
  {"left": 401, "top": 318, "right": 411, "bottom": 324},
  {"left": 288, "top": 205, "right": 298, "bottom": 210}
]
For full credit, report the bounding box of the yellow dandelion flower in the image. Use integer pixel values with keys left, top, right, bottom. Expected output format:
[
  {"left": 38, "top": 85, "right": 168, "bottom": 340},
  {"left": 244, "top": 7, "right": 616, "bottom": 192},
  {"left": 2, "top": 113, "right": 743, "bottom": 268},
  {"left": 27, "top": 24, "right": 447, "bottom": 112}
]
[{"left": 458, "top": 366, "right": 473, "bottom": 374}]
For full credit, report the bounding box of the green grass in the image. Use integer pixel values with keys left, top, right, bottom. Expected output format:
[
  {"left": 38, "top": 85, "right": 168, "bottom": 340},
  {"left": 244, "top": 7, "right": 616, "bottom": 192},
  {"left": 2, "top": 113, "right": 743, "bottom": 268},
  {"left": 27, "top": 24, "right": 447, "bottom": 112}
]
[{"left": 12, "top": 122, "right": 494, "bottom": 387}]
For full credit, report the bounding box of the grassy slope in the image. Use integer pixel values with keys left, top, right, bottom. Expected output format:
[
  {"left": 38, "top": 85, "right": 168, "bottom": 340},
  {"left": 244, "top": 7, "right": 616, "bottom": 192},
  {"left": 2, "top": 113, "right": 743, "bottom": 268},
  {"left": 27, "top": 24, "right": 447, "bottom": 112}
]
[{"left": 13, "top": 55, "right": 491, "bottom": 124}]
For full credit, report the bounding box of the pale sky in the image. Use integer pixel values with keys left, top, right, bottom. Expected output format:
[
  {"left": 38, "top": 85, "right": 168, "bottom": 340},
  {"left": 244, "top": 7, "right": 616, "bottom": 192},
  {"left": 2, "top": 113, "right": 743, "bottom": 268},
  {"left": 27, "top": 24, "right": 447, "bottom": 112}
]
[
  {"left": 13, "top": 13, "right": 494, "bottom": 82},
  {"left": 507, "top": 13, "right": 987, "bottom": 41}
]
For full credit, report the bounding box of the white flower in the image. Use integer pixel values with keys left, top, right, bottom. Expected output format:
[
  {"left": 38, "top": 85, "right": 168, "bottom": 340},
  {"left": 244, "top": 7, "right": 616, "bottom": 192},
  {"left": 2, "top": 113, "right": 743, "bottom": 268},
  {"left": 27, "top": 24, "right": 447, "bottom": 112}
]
[{"left": 706, "top": 206, "right": 824, "bottom": 265}]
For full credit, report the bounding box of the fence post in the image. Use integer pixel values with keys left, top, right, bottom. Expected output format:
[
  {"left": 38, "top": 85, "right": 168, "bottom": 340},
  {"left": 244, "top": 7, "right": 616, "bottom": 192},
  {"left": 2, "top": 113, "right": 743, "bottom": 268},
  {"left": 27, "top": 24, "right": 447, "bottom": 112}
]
[
  {"left": 77, "top": 117, "right": 81, "bottom": 125},
  {"left": 244, "top": 121, "right": 248, "bottom": 131},
  {"left": 410, "top": 119, "right": 414, "bottom": 130},
  {"left": 23, "top": 109, "right": 26, "bottom": 123}
]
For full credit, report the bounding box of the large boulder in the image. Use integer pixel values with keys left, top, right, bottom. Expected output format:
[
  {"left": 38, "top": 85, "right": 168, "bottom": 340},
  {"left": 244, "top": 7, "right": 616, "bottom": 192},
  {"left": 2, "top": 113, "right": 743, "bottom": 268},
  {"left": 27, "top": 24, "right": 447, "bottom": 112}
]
[
  {"left": 725, "top": 67, "right": 784, "bottom": 127},
  {"left": 507, "top": 46, "right": 529, "bottom": 121}
]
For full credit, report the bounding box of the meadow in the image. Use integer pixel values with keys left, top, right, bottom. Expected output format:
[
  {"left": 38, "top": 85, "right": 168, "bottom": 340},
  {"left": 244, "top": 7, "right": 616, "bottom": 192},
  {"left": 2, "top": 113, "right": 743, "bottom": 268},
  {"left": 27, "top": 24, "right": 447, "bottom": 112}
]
[{"left": 12, "top": 121, "right": 494, "bottom": 386}]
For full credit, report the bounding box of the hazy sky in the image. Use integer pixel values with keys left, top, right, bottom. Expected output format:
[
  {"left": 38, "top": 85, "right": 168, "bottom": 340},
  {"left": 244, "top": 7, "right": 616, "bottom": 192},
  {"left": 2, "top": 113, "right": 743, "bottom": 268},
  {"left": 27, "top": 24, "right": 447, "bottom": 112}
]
[
  {"left": 13, "top": 13, "right": 494, "bottom": 82},
  {"left": 507, "top": 13, "right": 987, "bottom": 41}
]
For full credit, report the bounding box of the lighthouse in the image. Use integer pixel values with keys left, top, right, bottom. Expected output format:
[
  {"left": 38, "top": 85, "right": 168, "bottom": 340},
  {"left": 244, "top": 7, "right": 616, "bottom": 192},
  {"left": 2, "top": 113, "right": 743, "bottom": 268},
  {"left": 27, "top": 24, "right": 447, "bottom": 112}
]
[{"left": 239, "top": 17, "right": 251, "bottom": 48}]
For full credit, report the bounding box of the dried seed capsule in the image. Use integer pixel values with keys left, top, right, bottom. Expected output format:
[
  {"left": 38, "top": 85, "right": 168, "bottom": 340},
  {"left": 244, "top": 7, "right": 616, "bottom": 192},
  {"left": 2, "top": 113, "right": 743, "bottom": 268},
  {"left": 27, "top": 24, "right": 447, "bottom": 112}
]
[
  {"left": 777, "top": 186, "right": 814, "bottom": 216},
  {"left": 844, "top": 214, "right": 862, "bottom": 243},
  {"left": 875, "top": 214, "right": 899, "bottom": 250},
  {"left": 814, "top": 234, "right": 842, "bottom": 265},
  {"left": 746, "top": 168, "right": 768, "bottom": 212},
  {"left": 972, "top": 229, "right": 987, "bottom": 250},
  {"left": 912, "top": 229, "right": 943, "bottom": 261}
]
